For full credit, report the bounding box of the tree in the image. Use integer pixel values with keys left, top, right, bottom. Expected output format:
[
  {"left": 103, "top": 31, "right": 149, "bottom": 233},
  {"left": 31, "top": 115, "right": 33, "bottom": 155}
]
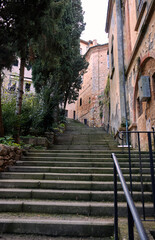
[
  {"left": 58, "top": 0, "right": 88, "bottom": 109},
  {"left": 0, "top": 19, "right": 16, "bottom": 136},
  {"left": 0, "top": 0, "right": 64, "bottom": 142},
  {"left": 32, "top": 0, "right": 88, "bottom": 130},
  {"left": 32, "top": 0, "right": 87, "bottom": 129}
]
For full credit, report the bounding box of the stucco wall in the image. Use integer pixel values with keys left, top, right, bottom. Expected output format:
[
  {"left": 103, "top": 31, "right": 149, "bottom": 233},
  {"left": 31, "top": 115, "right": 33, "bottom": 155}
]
[
  {"left": 76, "top": 44, "right": 109, "bottom": 127},
  {"left": 126, "top": 6, "right": 155, "bottom": 131}
]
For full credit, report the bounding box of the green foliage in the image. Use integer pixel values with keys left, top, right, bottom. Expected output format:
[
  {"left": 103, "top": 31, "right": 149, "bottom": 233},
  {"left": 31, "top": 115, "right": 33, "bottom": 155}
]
[
  {"left": 98, "top": 76, "right": 110, "bottom": 119},
  {"left": 2, "top": 91, "right": 41, "bottom": 136},
  {"left": 0, "top": 136, "right": 21, "bottom": 148},
  {"left": 1, "top": 0, "right": 86, "bottom": 137},
  {"left": 0, "top": 0, "right": 65, "bottom": 141},
  {"left": 2, "top": 92, "right": 17, "bottom": 135},
  {"left": 32, "top": 0, "right": 88, "bottom": 127},
  {"left": 58, "top": 0, "right": 88, "bottom": 107},
  {"left": 0, "top": 19, "right": 16, "bottom": 72},
  {"left": 104, "top": 76, "right": 110, "bottom": 99},
  {"left": 59, "top": 123, "right": 65, "bottom": 128},
  {"left": 20, "top": 94, "right": 38, "bottom": 135}
]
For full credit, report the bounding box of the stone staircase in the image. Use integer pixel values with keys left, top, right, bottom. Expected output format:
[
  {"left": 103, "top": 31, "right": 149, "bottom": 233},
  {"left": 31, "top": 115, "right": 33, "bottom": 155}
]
[{"left": 0, "top": 119, "right": 154, "bottom": 239}]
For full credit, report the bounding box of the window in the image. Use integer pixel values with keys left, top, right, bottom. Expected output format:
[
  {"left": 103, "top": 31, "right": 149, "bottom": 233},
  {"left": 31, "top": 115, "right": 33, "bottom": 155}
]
[
  {"left": 80, "top": 98, "right": 82, "bottom": 106},
  {"left": 84, "top": 119, "right": 87, "bottom": 125},
  {"left": 137, "top": 97, "right": 143, "bottom": 117},
  {"left": 107, "top": 50, "right": 109, "bottom": 69},
  {"left": 65, "top": 110, "right": 68, "bottom": 117},
  {"left": 13, "top": 59, "right": 18, "bottom": 67},
  {"left": 25, "top": 83, "right": 31, "bottom": 92},
  {"left": 152, "top": 73, "right": 155, "bottom": 100},
  {"left": 81, "top": 75, "right": 83, "bottom": 83},
  {"left": 89, "top": 97, "right": 91, "bottom": 104},
  {"left": 111, "top": 43, "right": 114, "bottom": 70},
  {"left": 110, "top": 35, "right": 114, "bottom": 78},
  {"left": 9, "top": 82, "right": 16, "bottom": 91}
]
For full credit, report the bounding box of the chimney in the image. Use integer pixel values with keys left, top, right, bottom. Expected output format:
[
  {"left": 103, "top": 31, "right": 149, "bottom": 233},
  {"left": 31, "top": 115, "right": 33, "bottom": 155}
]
[{"left": 93, "top": 39, "right": 97, "bottom": 46}]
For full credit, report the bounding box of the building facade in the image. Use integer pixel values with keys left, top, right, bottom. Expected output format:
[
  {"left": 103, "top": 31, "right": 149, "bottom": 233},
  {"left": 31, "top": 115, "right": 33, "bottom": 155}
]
[
  {"left": 106, "top": 0, "right": 155, "bottom": 143},
  {"left": 66, "top": 39, "right": 109, "bottom": 127},
  {"left": 76, "top": 42, "right": 109, "bottom": 127},
  {"left": 3, "top": 58, "right": 35, "bottom": 94}
]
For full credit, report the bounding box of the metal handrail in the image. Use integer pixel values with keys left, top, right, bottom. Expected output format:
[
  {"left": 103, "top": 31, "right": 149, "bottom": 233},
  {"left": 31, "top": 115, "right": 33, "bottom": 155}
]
[
  {"left": 117, "top": 130, "right": 155, "bottom": 215},
  {"left": 112, "top": 153, "right": 149, "bottom": 240}
]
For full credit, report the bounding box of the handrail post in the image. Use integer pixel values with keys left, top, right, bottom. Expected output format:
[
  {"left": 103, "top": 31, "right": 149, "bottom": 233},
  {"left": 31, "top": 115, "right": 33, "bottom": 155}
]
[
  {"left": 112, "top": 153, "right": 149, "bottom": 240},
  {"left": 114, "top": 160, "right": 118, "bottom": 240},
  {"left": 152, "top": 127, "right": 155, "bottom": 150},
  {"left": 137, "top": 132, "right": 145, "bottom": 220},
  {"left": 127, "top": 204, "right": 134, "bottom": 239},
  {"left": 147, "top": 132, "right": 155, "bottom": 214},
  {"left": 127, "top": 131, "right": 133, "bottom": 195}
]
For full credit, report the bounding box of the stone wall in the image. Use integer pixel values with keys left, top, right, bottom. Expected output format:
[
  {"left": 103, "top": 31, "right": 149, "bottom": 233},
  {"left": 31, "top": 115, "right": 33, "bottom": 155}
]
[
  {"left": 0, "top": 144, "right": 23, "bottom": 172},
  {"left": 106, "top": 0, "right": 155, "bottom": 143},
  {"left": 125, "top": 3, "right": 155, "bottom": 149},
  {"left": 21, "top": 132, "right": 54, "bottom": 149}
]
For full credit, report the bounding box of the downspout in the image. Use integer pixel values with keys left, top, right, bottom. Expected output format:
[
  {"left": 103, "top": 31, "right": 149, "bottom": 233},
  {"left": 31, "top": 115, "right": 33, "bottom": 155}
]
[{"left": 116, "top": 0, "right": 128, "bottom": 142}]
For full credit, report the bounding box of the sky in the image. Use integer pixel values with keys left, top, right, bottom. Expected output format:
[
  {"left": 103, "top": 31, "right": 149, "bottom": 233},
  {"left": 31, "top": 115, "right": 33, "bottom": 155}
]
[{"left": 81, "top": 0, "right": 109, "bottom": 44}]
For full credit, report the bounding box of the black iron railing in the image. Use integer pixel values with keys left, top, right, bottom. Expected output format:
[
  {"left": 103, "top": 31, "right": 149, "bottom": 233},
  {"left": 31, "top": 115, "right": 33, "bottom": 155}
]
[
  {"left": 117, "top": 130, "right": 155, "bottom": 221},
  {"left": 112, "top": 153, "right": 149, "bottom": 240}
]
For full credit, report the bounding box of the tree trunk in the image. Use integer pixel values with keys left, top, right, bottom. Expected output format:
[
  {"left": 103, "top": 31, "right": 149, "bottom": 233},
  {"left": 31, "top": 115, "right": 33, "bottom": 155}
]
[
  {"left": 14, "top": 57, "right": 25, "bottom": 143},
  {"left": 0, "top": 72, "right": 4, "bottom": 137},
  {"left": 64, "top": 90, "right": 69, "bottom": 110}
]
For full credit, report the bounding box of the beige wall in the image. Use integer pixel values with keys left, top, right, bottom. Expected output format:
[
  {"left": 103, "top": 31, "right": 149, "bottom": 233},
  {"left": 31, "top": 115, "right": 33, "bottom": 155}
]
[
  {"left": 106, "top": 0, "right": 155, "bottom": 149},
  {"left": 126, "top": 11, "right": 155, "bottom": 150},
  {"left": 76, "top": 44, "right": 109, "bottom": 127},
  {"left": 108, "top": 1, "right": 124, "bottom": 133},
  {"left": 65, "top": 39, "right": 93, "bottom": 120},
  {"left": 106, "top": 0, "right": 155, "bottom": 137},
  {"left": 65, "top": 102, "right": 76, "bottom": 119},
  {"left": 3, "top": 58, "right": 35, "bottom": 94}
]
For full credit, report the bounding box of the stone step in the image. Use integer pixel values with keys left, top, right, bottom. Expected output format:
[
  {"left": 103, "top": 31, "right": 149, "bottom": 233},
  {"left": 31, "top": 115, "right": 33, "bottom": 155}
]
[
  {"left": 8, "top": 166, "right": 152, "bottom": 174},
  {"left": 0, "top": 200, "right": 153, "bottom": 217},
  {"left": 1, "top": 119, "right": 153, "bottom": 238},
  {"left": 50, "top": 145, "right": 113, "bottom": 150},
  {"left": 0, "top": 234, "right": 111, "bottom": 240},
  {"left": 0, "top": 215, "right": 114, "bottom": 238},
  {"left": 27, "top": 149, "right": 154, "bottom": 153},
  {"left": 0, "top": 172, "right": 152, "bottom": 182},
  {"left": 0, "top": 188, "right": 152, "bottom": 202},
  {"left": 16, "top": 160, "right": 152, "bottom": 168},
  {"left": 22, "top": 156, "right": 152, "bottom": 162},
  {"left": 25, "top": 152, "right": 154, "bottom": 158},
  {"left": 55, "top": 141, "right": 110, "bottom": 145},
  {"left": 28, "top": 149, "right": 153, "bottom": 154},
  {"left": 0, "top": 179, "right": 152, "bottom": 191}
]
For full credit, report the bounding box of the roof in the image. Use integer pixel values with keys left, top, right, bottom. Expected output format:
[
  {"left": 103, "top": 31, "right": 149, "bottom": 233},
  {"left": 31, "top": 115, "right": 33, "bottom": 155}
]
[
  {"left": 80, "top": 39, "right": 93, "bottom": 45},
  {"left": 84, "top": 43, "right": 109, "bottom": 57}
]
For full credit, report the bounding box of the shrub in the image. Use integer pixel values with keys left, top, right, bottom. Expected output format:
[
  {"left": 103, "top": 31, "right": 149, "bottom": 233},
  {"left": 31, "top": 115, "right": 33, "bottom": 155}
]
[{"left": 2, "top": 92, "right": 17, "bottom": 135}]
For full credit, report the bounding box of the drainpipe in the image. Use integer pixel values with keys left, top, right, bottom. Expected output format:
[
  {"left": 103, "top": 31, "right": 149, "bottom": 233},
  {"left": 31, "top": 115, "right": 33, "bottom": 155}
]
[{"left": 116, "top": 0, "right": 129, "bottom": 143}]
